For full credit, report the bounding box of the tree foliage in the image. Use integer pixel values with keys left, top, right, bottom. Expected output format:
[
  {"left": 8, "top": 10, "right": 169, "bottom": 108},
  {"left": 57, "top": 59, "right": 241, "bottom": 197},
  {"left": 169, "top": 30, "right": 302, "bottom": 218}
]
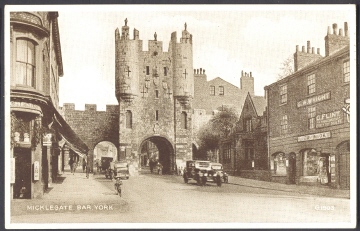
[
  {"left": 197, "top": 106, "right": 239, "bottom": 152},
  {"left": 277, "top": 55, "right": 294, "bottom": 80}
]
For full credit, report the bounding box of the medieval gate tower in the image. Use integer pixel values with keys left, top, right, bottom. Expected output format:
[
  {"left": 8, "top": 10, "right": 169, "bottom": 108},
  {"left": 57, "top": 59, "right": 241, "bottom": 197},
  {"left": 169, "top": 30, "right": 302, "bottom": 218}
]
[{"left": 115, "top": 19, "right": 194, "bottom": 173}]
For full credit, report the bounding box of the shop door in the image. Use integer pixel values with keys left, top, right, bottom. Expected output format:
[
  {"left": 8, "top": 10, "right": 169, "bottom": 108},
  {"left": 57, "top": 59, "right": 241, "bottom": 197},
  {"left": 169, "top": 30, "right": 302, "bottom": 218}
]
[
  {"left": 339, "top": 152, "right": 350, "bottom": 189},
  {"left": 13, "top": 148, "right": 31, "bottom": 199},
  {"left": 288, "top": 153, "right": 296, "bottom": 184}
]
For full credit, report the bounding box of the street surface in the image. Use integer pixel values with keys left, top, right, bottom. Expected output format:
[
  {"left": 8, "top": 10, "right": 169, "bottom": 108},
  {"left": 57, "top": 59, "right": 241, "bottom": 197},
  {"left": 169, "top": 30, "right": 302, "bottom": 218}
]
[{"left": 10, "top": 169, "right": 351, "bottom": 225}]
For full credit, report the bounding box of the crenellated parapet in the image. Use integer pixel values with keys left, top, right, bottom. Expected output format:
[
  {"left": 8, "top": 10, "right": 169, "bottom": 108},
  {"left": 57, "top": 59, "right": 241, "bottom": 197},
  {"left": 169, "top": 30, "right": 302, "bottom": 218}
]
[{"left": 61, "top": 103, "right": 119, "bottom": 114}]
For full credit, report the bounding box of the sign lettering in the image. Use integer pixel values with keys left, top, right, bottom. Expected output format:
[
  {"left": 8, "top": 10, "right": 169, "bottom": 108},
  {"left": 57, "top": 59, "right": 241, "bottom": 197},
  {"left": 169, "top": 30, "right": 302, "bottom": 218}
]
[
  {"left": 316, "top": 110, "right": 343, "bottom": 128},
  {"left": 298, "top": 131, "right": 331, "bottom": 142},
  {"left": 297, "top": 92, "right": 331, "bottom": 108}
]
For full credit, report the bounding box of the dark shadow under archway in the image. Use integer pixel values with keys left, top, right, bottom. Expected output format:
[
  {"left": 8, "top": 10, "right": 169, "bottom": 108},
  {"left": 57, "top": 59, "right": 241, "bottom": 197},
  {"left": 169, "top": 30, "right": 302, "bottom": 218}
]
[{"left": 140, "top": 136, "right": 174, "bottom": 174}]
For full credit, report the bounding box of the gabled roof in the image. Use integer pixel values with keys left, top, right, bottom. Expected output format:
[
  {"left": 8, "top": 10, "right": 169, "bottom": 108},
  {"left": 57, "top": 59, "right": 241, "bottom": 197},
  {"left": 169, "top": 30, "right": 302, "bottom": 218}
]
[
  {"left": 244, "top": 92, "right": 266, "bottom": 117},
  {"left": 208, "top": 77, "right": 239, "bottom": 89}
]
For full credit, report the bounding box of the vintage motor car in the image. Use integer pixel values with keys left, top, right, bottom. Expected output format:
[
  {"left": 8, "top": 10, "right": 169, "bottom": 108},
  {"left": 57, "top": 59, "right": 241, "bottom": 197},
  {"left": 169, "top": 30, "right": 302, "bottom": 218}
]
[
  {"left": 114, "top": 162, "right": 130, "bottom": 180},
  {"left": 210, "top": 162, "right": 229, "bottom": 183},
  {"left": 183, "top": 160, "right": 222, "bottom": 186}
]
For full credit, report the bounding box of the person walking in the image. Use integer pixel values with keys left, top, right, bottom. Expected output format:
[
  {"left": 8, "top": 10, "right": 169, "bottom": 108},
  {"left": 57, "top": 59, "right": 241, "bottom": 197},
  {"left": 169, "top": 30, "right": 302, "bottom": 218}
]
[
  {"left": 72, "top": 161, "right": 77, "bottom": 175},
  {"left": 82, "top": 159, "right": 86, "bottom": 173},
  {"left": 69, "top": 158, "right": 74, "bottom": 173},
  {"left": 86, "top": 161, "right": 90, "bottom": 178}
]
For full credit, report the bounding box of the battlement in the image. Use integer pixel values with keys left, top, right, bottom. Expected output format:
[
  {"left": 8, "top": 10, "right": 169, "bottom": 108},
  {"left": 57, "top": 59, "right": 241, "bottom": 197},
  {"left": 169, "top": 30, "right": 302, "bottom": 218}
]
[{"left": 61, "top": 103, "right": 119, "bottom": 113}]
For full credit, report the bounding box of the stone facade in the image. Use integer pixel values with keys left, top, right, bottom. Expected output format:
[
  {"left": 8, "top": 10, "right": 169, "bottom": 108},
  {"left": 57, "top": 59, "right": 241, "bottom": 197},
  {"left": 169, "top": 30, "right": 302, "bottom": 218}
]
[
  {"left": 265, "top": 22, "right": 350, "bottom": 188},
  {"left": 10, "top": 12, "right": 88, "bottom": 199}
]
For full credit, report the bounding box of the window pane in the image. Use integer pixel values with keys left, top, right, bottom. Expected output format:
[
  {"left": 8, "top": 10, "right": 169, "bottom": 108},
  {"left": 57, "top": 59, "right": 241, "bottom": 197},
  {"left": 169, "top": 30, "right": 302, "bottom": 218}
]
[
  {"left": 16, "top": 39, "right": 27, "bottom": 62},
  {"left": 16, "top": 62, "right": 26, "bottom": 85},
  {"left": 26, "top": 64, "right": 33, "bottom": 86},
  {"left": 27, "top": 41, "right": 35, "bottom": 65}
]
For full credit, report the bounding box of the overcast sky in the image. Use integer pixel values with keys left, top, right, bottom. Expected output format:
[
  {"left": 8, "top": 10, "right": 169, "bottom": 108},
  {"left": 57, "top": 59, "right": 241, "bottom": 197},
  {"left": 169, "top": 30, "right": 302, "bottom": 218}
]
[{"left": 53, "top": 5, "right": 355, "bottom": 110}]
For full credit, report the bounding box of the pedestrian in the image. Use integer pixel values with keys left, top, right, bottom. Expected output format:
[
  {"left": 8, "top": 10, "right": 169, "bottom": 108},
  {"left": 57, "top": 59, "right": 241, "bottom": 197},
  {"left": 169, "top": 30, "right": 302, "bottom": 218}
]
[
  {"left": 86, "top": 162, "right": 90, "bottom": 178},
  {"left": 72, "top": 162, "right": 77, "bottom": 175},
  {"left": 69, "top": 158, "right": 74, "bottom": 173},
  {"left": 82, "top": 159, "right": 86, "bottom": 172}
]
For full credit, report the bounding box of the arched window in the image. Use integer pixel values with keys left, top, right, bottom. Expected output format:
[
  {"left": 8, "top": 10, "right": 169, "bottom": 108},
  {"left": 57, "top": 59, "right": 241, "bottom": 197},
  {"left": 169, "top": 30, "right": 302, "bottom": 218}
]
[
  {"left": 16, "top": 38, "right": 36, "bottom": 87},
  {"left": 126, "top": 110, "right": 132, "bottom": 128},
  {"left": 181, "top": 111, "right": 187, "bottom": 129}
]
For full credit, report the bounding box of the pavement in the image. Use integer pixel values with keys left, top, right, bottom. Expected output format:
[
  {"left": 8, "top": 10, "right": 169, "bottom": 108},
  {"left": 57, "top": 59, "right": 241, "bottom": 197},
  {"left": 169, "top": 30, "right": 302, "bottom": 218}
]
[{"left": 227, "top": 175, "right": 350, "bottom": 199}]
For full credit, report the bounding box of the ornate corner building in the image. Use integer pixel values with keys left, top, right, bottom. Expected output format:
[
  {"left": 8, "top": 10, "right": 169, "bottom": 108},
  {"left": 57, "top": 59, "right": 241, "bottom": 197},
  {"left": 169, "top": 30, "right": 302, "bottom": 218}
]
[{"left": 9, "top": 12, "right": 88, "bottom": 199}]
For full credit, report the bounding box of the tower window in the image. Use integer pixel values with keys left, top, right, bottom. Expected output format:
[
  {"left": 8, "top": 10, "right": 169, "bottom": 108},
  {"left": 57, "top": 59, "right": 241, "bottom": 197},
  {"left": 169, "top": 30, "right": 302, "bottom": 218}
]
[
  {"left": 155, "top": 90, "right": 159, "bottom": 98},
  {"left": 164, "top": 67, "right": 167, "bottom": 76},
  {"left": 16, "top": 39, "right": 36, "bottom": 88},
  {"left": 343, "top": 60, "right": 350, "bottom": 83},
  {"left": 155, "top": 110, "right": 159, "bottom": 121},
  {"left": 126, "top": 110, "right": 132, "bottom": 129},
  {"left": 181, "top": 112, "right": 187, "bottom": 129},
  {"left": 146, "top": 66, "right": 150, "bottom": 75},
  {"left": 210, "top": 86, "right": 215, "bottom": 96},
  {"left": 219, "top": 86, "right": 224, "bottom": 96},
  {"left": 307, "top": 74, "right": 315, "bottom": 95}
]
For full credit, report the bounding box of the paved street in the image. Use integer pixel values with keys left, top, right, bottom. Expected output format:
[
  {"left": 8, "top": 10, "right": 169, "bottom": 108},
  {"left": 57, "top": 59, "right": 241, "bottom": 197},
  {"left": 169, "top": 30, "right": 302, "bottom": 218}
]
[{"left": 10, "top": 169, "right": 351, "bottom": 225}]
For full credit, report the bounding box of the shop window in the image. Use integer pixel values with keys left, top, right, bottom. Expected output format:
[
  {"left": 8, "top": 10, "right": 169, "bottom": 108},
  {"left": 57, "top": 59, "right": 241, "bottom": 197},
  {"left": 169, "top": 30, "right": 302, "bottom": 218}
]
[
  {"left": 308, "top": 106, "right": 316, "bottom": 129},
  {"left": 16, "top": 39, "right": 36, "bottom": 88},
  {"left": 126, "top": 110, "right": 132, "bottom": 128},
  {"left": 280, "top": 115, "right": 288, "bottom": 135},
  {"left": 271, "top": 153, "right": 287, "bottom": 175},
  {"left": 210, "top": 86, "right": 215, "bottom": 96},
  {"left": 280, "top": 84, "right": 287, "bottom": 104},
  {"left": 307, "top": 73, "right": 316, "bottom": 95},
  {"left": 181, "top": 112, "right": 187, "bottom": 129},
  {"left": 343, "top": 60, "right": 350, "bottom": 83},
  {"left": 219, "top": 86, "right": 224, "bottom": 96},
  {"left": 302, "top": 149, "right": 318, "bottom": 176}
]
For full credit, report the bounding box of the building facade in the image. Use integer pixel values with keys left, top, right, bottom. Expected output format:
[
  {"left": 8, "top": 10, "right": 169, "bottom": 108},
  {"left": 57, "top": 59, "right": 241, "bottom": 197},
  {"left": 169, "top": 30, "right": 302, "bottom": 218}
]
[
  {"left": 10, "top": 12, "right": 88, "bottom": 199},
  {"left": 264, "top": 22, "right": 350, "bottom": 189},
  {"left": 219, "top": 93, "right": 268, "bottom": 180}
]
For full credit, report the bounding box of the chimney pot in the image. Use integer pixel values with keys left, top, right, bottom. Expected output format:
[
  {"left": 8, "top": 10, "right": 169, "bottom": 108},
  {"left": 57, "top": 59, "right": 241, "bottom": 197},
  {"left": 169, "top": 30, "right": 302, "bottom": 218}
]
[
  {"left": 339, "top": 28, "right": 343, "bottom": 36},
  {"left": 200, "top": 68, "right": 202, "bottom": 74},
  {"left": 197, "top": 69, "right": 199, "bottom": 74},
  {"left": 307, "top": 41, "right": 311, "bottom": 53},
  {"left": 241, "top": 70, "right": 244, "bottom": 77},
  {"left": 194, "top": 69, "right": 196, "bottom": 74},
  {"left": 302, "top": 46, "right": 305, "bottom": 52},
  {"left": 344, "top": 22, "right": 348, "bottom": 36},
  {"left": 317, "top": 48, "right": 320, "bottom": 55},
  {"left": 296, "top": 45, "right": 299, "bottom": 52},
  {"left": 327, "top": 26, "right": 331, "bottom": 35},
  {"left": 203, "top": 69, "right": 205, "bottom": 74},
  {"left": 333, "top": 23, "right": 338, "bottom": 35},
  {"left": 250, "top": 72, "right": 252, "bottom": 77},
  {"left": 312, "top": 47, "right": 315, "bottom": 54}
]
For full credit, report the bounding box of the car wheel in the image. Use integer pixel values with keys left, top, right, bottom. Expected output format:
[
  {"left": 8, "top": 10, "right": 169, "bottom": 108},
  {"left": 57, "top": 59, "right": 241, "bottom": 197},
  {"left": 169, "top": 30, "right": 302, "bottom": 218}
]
[
  {"left": 197, "top": 176, "right": 202, "bottom": 186},
  {"left": 217, "top": 176, "right": 222, "bottom": 187},
  {"left": 202, "top": 176, "right": 207, "bottom": 186},
  {"left": 184, "top": 175, "right": 188, "bottom": 183}
]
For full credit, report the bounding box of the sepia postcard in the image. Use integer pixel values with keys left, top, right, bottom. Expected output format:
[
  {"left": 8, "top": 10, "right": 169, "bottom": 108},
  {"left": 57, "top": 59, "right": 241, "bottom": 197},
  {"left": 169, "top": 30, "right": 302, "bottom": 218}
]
[{"left": 4, "top": 4, "right": 356, "bottom": 229}]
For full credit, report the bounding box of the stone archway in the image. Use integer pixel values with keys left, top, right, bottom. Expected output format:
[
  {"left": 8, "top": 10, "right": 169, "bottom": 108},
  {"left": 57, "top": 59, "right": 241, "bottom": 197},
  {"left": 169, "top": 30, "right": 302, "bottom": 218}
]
[{"left": 139, "top": 136, "right": 174, "bottom": 174}]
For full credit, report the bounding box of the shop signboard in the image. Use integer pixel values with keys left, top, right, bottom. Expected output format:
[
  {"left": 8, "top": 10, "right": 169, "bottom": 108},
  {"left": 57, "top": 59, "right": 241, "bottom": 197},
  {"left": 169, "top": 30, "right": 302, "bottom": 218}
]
[
  {"left": 316, "top": 110, "right": 343, "bottom": 128},
  {"left": 298, "top": 131, "right": 331, "bottom": 142},
  {"left": 297, "top": 92, "right": 331, "bottom": 108}
]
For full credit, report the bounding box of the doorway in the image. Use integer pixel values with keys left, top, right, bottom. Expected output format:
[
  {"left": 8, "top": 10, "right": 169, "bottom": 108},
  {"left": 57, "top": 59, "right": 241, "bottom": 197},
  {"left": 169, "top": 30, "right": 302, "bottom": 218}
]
[{"left": 13, "top": 148, "right": 32, "bottom": 199}]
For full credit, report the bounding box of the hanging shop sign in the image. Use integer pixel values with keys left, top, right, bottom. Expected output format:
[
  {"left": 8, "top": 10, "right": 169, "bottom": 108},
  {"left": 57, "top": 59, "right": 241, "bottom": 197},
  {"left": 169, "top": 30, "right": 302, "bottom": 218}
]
[
  {"left": 316, "top": 110, "right": 343, "bottom": 128},
  {"left": 298, "top": 131, "right": 331, "bottom": 142},
  {"left": 297, "top": 92, "right": 331, "bottom": 108},
  {"left": 33, "top": 161, "right": 40, "bottom": 181},
  {"left": 43, "top": 133, "right": 52, "bottom": 146}
]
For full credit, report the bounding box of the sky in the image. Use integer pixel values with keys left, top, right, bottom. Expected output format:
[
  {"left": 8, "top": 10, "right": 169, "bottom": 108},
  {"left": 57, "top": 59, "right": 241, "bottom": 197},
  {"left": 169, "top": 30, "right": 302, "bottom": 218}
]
[{"left": 54, "top": 5, "right": 355, "bottom": 110}]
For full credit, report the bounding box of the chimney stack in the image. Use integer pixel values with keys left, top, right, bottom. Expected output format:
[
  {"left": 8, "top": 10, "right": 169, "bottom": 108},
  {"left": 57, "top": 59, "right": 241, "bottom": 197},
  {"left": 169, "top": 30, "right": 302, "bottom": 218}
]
[
  {"left": 333, "top": 23, "right": 338, "bottom": 35},
  {"left": 307, "top": 41, "right": 311, "bottom": 53},
  {"left": 344, "top": 22, "right": 348, "bottom": 36}
]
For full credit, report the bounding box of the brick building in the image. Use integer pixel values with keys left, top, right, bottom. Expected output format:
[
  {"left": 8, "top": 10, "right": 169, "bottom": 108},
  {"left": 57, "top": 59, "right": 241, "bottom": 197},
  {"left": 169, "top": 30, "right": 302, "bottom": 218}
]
[
  {"left": 219, "top": 93, "right": 268, "bottom": 180},
  {"left": 9, "top": 12, "right": 88, "bottom": 199},
  {"left": 264, "top": 22, "right": 350, "bottom": 189}
]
